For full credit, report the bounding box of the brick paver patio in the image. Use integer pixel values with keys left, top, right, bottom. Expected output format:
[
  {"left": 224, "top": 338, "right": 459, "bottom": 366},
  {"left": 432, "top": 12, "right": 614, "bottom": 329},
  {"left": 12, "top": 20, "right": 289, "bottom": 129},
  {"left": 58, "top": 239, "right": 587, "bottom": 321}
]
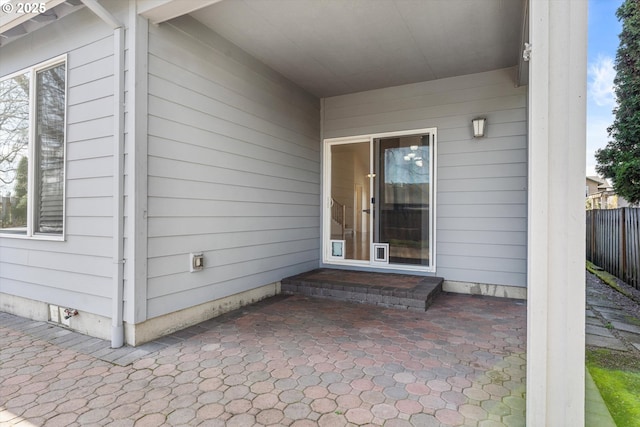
[{"left": 0, "top": 293, "right": 526, "bottom": 426}]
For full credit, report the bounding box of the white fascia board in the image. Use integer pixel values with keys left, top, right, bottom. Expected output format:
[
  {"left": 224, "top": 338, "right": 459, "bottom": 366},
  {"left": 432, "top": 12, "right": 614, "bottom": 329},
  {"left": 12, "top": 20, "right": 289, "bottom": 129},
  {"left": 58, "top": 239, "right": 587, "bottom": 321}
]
[
  {"left": 0, "top": 0, "right": 66, "bottom": 33},
  {"left": 137, "top": 0, "right": 223, "bottom": 25},
  {"left": 81, "top": 0, "right": 122, "bottom": 29}
]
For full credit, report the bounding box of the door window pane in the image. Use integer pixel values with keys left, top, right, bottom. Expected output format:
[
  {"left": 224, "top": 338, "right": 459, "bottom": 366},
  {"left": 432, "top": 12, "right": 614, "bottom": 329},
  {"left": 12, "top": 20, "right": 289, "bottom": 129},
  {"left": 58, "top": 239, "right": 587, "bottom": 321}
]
[
  {"left": 376, "top": 135, "right": 431, "bottom": 266},
  {"left": 330, "top": 142, "right": 371, "bottom": 261}
]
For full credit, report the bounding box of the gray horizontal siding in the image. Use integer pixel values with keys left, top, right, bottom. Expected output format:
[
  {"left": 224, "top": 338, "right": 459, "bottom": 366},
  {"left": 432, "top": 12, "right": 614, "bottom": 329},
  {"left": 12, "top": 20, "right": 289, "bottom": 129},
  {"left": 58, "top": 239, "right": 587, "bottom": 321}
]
[
  {"left": 148, "top": 217, "right": 318, "bottom": 238},
  {"left": 147, "top": 251, "right": 317, "bottom": 299},
  {"left": 148, "top": 139, "right": 318, "bottom": 193},
  {"left": 0, "top": 6, "right": 117, "bottom": 317},
  {"left": 0, "top": 277, "right": 111, "bottom": 316},
  {"left": 0, "top": 8, "right": 112, "bottom": 76},
  {"left": 148, "top": 239, "right": 318, "bottom": 281},
  {"left": 146, "top": 260, "right": 317, "bottom": 318},
  {"left": 323, "top": 67, "right": 527, "bottom": 287},
  {"left": 148, "top": 228, "right": 320, "bottom": 258},
  {"left": 146, "top": 17, "right": 321, "bottom": 318}
]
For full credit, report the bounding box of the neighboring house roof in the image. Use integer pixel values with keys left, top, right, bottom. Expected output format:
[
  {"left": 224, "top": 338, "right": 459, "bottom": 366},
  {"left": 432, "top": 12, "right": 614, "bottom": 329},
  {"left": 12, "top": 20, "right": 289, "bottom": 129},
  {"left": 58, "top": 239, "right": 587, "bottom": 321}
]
[
  {"left": 586, "top": 176, "right": 613, "bottom": 193},
  {"left": 587, "top": 175, "right": 607, "bottom": 185},
  {"left": 586, "top": 176, "right": 633, "bottom": 207},
  {"left": 598, "top": 183, "right": 612, "bottom": 191}
]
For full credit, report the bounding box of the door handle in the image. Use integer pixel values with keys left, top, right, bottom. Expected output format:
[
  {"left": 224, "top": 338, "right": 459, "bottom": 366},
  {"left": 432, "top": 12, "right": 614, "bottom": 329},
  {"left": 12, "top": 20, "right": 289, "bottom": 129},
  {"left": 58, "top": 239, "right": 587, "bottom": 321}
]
[{"left": 362, "top": 209, "right": 371, "bottom": 214}]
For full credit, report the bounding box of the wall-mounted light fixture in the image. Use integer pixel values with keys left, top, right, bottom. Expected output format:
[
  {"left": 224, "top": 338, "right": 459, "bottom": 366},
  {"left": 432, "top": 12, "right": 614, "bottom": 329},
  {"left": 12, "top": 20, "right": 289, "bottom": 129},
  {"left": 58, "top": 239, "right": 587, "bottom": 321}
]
[{"left": 472, "top": 117, "right": 486, "bottom": 138}]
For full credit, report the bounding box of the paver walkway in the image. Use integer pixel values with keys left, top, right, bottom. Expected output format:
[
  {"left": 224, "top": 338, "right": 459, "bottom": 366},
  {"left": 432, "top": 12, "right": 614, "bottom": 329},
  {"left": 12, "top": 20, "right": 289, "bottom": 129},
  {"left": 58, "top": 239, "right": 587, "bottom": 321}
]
[
  {"left": 584, "top": 271, "right": 640, "bottom": 427},
  {"left": 1, "top": 293, "right": 526, "bottom": 426},
  {"left": 586, "top": 272, "right": 640, "bottom": 353}
]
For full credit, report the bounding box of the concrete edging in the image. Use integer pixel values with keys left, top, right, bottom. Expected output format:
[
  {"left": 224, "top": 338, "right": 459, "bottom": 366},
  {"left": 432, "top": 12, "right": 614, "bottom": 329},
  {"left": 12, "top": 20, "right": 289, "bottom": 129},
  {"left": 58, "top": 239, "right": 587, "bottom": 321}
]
[{"left": 585, "top": 368, "right": 616, "bottom": 427}]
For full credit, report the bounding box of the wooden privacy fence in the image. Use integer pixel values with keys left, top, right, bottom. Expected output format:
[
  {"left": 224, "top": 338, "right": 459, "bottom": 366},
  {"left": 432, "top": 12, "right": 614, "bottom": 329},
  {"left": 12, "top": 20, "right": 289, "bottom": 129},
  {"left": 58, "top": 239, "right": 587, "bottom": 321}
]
[{"left": 586, "top": 208, "right": 640, "bottom": 290}]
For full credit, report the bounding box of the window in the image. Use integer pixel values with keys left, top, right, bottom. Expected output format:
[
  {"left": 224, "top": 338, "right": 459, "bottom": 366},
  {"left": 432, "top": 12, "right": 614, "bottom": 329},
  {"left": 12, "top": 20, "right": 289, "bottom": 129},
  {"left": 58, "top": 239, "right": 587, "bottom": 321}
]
[{"left": 0, "top": 57, "right": 66, "bottom": 237}]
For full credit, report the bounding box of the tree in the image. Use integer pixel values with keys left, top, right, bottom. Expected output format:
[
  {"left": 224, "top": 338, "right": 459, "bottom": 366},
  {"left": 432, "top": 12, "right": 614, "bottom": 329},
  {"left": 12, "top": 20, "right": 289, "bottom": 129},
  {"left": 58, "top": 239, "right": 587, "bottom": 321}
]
[
  {"left": 0, "top": 73, "right": 29, "bottom": 193},
  {"left": 595, "top": 0, "right": 640, "bottom": 205},
  {"left": 12, "top": 156, "right": 28, "bottom": 226}
]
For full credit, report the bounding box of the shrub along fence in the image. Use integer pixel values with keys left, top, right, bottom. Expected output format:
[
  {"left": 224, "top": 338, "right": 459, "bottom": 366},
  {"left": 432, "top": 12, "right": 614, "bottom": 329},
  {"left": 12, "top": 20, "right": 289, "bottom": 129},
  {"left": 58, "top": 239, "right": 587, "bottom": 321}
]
[{"left": 586, "top": 207, "right": 640, "bottom": 290}]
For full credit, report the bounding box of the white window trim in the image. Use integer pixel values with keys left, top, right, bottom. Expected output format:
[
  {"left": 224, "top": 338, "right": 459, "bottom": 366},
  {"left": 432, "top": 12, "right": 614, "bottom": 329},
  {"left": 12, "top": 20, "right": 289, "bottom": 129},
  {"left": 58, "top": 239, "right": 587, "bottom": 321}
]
[
  {"left": 322, "top": 127, "right": 437, "bottom": 273},
  {"left": 0, "top": 54, "right": 68, "bottom": 241}
]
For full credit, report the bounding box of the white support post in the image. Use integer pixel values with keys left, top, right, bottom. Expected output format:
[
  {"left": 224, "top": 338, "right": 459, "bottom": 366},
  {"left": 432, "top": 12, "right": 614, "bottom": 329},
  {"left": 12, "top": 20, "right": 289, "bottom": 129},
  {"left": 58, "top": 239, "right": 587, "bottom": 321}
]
[
  {"left": 127, "top": 1, "right": 150, "bottom": 329},
  {"left": 527, "top": 1, "right": 588, "bottom": 426}
]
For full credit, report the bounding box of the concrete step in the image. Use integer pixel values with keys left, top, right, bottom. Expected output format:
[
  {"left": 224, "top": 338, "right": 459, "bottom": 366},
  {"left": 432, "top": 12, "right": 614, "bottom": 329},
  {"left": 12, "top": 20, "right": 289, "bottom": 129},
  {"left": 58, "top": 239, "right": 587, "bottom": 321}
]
[{"left": 281, "top": 269, "right": 444, "bottom": 311}]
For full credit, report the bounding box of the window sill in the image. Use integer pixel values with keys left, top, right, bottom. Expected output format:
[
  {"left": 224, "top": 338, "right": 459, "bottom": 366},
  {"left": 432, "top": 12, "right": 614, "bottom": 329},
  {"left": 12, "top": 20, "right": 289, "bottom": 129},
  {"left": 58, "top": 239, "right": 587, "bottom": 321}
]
[{"left": 0, "top": 232, "right": 65, "bottom": 242}]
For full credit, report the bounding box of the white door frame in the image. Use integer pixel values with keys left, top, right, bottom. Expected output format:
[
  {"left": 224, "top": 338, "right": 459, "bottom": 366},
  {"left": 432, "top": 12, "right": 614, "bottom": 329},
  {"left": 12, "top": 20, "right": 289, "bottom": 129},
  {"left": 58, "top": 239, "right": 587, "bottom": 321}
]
[{"left": 322, "top": 127, "right": 437, "bottom": 272}]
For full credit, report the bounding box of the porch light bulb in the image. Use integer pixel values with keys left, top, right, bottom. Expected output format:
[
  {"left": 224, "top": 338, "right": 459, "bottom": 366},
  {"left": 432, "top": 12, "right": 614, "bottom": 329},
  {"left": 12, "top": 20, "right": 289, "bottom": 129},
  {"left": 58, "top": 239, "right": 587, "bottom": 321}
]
[{"left": 472, "top": 118, "right": 486, "bottom": 138}]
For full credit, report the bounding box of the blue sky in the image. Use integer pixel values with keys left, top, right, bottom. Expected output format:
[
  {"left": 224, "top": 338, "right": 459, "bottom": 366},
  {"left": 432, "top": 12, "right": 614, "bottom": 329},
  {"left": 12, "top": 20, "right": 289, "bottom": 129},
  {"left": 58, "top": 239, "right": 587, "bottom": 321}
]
[{"left": 587, "top": 0, "right": 623, "bottom": 176}]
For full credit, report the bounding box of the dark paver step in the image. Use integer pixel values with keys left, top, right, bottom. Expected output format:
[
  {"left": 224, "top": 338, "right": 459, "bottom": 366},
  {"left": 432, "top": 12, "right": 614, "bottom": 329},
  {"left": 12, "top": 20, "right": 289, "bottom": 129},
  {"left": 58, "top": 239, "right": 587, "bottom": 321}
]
[{"left": 282, "top": 268, "right": 444, "bottom": 311}]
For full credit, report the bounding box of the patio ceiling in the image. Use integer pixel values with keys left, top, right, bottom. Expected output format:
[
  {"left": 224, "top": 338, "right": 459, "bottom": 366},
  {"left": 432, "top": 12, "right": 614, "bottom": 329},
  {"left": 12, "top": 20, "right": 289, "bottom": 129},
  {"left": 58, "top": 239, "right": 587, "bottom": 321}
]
[
  {"left": 186, "top": 0, "right": 528, "bottom": 98},
  {"left": 1, "top": 1, "right": 528, "bottom": 95}
]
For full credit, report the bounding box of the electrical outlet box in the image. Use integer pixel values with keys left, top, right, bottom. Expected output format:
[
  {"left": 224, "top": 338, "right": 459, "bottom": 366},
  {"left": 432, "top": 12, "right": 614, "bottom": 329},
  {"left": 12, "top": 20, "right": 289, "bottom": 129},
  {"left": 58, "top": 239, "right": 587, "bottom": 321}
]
[
  {"left": 190, "top": 253, "right": 204, "bottom": 272},
  {"left": 49, "top": 304, "right": 60, "bottom": 323}
]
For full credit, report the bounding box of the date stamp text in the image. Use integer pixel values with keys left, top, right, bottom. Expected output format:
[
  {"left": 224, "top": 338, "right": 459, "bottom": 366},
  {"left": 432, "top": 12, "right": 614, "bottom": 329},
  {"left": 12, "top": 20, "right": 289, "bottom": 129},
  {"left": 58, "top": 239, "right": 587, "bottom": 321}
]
[{"left": 1, "top": 2, "right": 47, "bottom": 14}]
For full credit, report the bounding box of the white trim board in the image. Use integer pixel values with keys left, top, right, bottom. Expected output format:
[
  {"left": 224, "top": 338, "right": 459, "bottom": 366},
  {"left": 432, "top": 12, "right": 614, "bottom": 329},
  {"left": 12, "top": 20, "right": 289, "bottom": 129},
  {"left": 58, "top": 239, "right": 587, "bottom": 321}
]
[{"left": 443, "top": 280, "right": 526, "bottom": 300}]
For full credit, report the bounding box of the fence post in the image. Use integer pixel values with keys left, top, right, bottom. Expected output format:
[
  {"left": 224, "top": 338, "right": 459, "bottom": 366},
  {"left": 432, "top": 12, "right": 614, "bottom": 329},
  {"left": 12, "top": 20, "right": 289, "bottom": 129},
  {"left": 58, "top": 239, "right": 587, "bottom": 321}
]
[
  {"left": 620, "top": 207, "right": 627, "bottom": 284},
  {"left": 590, "top": 210, "right": 595, "bottom": 262}
]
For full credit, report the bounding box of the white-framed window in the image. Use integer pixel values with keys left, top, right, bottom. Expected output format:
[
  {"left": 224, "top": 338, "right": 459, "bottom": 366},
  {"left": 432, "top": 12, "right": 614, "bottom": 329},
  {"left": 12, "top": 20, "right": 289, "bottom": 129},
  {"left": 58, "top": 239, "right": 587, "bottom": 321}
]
[{"left": 0, "top": 56, "right": 67, "bottom": 238}]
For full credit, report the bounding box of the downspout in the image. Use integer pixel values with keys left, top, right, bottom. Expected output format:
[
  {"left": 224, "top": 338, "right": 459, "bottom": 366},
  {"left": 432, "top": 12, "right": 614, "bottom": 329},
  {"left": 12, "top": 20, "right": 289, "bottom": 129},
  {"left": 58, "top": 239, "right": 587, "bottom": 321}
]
[{"left": 80, "top": 0, "right": 125, "bottom": 348}]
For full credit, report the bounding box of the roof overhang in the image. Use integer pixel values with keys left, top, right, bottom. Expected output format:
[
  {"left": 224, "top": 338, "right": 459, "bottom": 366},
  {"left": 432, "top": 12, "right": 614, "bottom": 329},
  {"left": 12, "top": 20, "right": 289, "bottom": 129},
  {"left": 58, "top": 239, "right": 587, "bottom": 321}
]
[
  {"left": 0, "top": 0, "right": 84, "bottom": 46},
  {"left": 137, "top": 0, "right": 223, "bottom": 25},
  {"left": 1, "top": 0, "right": 530, "bottom": 96},
  {"left": 145, "top": 0, "right": 530, "bottom": 98}
]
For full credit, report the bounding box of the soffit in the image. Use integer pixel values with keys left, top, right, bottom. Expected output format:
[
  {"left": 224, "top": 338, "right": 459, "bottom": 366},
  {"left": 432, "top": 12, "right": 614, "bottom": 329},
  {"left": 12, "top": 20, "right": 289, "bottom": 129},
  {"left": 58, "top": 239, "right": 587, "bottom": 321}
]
[
  {"left": 0, "top": 0, "right": 84, "bottom": 47},
  {"left": 191, "top": 0, "right": 526, "bottom": 97}
]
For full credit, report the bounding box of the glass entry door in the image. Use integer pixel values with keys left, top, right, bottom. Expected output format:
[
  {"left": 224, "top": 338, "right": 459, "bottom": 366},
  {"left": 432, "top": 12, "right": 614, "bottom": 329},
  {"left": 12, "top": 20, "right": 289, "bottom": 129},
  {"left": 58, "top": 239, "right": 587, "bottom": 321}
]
[
  {"left": 326, "top": 130, "right": 434, "bottom": 270},
  {"left": 329, "top": 142, "right": 371, "bottom": 261},
  {"left": 374, "top": 135, "right": 431, "bottom": 266}
]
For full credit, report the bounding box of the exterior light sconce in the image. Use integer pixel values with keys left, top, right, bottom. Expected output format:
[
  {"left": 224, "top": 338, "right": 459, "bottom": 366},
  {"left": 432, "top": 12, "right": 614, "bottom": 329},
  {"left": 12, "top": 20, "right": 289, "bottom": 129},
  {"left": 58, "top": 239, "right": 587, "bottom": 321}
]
[{"left": 472, "top": 118, "right": 486, "bottom": 138}]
